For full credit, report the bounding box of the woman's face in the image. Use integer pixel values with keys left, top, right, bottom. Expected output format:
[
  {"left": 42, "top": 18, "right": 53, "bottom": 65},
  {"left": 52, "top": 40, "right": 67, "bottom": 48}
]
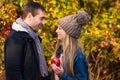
[{"left": 56, "top": 25, "right": 66, "bottom": 40}]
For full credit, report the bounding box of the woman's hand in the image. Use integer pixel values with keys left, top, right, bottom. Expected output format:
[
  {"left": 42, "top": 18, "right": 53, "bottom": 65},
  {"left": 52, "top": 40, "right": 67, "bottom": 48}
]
[{"left": 51, "top": 64, "right": 64, "bottom": 76}]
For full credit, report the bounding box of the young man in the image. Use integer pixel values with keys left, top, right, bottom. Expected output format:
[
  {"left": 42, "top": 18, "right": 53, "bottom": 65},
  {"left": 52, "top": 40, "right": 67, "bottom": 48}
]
[{"left": 4, "top": 2, "right": 50, "bottom": 80}]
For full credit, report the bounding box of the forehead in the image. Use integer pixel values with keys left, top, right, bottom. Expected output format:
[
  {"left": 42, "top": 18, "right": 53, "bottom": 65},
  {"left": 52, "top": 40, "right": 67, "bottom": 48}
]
[{"left": 35, "top": 9, "right": 46, "bottom": 17}]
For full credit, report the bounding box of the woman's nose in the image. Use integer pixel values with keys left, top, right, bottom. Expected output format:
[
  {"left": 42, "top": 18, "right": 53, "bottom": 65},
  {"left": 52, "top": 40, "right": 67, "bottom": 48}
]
[{"left": 56, "top": 28, "right": 58, "bottom": 33}]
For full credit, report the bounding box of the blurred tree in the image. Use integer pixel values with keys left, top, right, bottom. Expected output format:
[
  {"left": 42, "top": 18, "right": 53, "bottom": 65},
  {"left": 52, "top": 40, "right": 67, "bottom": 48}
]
[{"left": 0, "top": 0, "right": 120, "bottom": 80}]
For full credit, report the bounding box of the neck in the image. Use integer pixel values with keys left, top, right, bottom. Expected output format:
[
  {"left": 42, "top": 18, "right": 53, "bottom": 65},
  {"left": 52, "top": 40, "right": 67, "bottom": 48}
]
[{"left": 23, "top": 19, "right": 36, "bottom": 32}]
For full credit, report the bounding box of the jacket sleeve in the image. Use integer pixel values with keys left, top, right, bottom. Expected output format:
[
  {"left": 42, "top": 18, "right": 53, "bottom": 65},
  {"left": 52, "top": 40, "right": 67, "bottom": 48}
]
[
  {"left": 4, "top": 33, "right": 25, "bottom": 80},
  {"left": 61, "top": 51, "right": 88, "bottom": 80}
]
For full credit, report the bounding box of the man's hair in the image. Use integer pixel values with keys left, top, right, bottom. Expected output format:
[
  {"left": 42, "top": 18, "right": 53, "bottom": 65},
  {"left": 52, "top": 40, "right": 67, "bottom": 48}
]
[{"left": 21, "top": 1, "right": 45, "bottom": 19}]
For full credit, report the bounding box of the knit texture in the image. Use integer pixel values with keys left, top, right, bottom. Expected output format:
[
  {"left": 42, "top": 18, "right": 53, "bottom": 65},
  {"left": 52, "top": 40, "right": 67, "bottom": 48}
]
[{"left": 58, "top": 11, "right": 89, "bottom": 39}]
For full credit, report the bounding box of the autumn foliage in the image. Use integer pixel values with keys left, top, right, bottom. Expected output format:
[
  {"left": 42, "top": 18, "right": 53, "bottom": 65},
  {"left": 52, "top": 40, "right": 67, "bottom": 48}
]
[{"left": 0, "top": 0, "right": 120, "bottom": 80}]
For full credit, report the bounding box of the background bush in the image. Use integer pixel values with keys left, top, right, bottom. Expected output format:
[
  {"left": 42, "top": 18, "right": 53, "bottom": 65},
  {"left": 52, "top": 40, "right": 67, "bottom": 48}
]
[{"left": 0, "top": 0, "right": 120, "bottom": 80}]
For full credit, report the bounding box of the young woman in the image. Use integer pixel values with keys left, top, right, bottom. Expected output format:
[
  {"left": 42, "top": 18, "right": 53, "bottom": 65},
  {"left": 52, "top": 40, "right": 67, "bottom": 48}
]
[{"left": 51, "top": 11, "right": 89, "bottom": 80}]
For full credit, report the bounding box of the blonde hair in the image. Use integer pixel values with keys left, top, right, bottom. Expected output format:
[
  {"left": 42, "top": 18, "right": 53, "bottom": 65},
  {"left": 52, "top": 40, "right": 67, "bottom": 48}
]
[{"left": 53, "top": 34, "right": 82, "bottom": 77}]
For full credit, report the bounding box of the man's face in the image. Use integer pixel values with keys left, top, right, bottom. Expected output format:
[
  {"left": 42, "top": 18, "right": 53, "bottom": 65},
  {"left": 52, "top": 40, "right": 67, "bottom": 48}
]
[{"left": 30, "top": 10, "right": 46, "bottom": 31}]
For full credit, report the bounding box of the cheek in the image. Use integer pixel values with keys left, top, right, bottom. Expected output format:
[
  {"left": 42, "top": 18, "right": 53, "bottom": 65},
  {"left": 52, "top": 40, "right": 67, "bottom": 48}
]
[
  {"left": 33, "top": 17, "right": 40, "bottom": 23},
  {"left": 62, "top": 30, "right": 66, "bottom": 35},
  {"left": 59, "top": 31, "right": 65, "bottom": 39},
  {"left": 62, "top": 33, "right": 66, "bottom": 39}
]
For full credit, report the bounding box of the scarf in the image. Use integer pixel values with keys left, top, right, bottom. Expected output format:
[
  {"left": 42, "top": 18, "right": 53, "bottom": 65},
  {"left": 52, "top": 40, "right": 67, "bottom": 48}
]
[{"left": 12, "top": 18, "right": 48, "bottom": 77}]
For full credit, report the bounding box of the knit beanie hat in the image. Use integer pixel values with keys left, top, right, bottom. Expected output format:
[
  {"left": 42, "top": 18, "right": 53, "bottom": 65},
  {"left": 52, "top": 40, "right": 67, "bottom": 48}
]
[{"left": 58, "top": 11, "right": 89, "bottom": 39}]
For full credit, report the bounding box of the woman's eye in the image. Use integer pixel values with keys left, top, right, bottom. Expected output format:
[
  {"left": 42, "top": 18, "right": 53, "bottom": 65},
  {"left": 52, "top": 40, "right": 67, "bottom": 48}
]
[{"left": 58, "top": 27, "right": 62, "bottom": 30}]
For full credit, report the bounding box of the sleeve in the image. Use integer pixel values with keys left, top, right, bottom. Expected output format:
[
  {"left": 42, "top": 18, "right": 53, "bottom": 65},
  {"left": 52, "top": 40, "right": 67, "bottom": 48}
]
[
  {"left": 61, "top": 52, "right": 88, "bottom": 80},
  {"left": 4, "top": 35, "right": 25, "bottom": 80}
]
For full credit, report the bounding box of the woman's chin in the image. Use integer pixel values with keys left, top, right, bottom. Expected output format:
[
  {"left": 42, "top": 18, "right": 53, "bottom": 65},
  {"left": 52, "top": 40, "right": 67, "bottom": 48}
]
[{"left": 57, "top": 37, "right": 61, "bottom": 40}]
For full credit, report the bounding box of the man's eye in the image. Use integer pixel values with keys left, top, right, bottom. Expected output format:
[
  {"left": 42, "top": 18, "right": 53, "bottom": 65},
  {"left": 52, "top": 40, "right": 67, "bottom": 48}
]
[{"left": 40, "top": 17, "right": 45, "bottom": 20}]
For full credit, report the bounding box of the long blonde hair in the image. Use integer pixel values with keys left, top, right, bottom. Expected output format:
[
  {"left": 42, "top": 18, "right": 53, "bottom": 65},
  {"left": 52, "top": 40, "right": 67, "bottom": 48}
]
[{"left": 53, "top": 34, "right": 82, "bottom": 77}]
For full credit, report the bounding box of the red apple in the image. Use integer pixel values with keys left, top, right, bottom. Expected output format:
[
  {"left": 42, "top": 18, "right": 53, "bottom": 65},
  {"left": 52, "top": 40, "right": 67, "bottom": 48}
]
[{"left": 51, "top": 57, "right": 60, "bottom": 67}]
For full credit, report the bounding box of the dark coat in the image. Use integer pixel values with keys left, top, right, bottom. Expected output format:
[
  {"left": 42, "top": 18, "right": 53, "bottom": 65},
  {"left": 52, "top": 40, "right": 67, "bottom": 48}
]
[{"left": 4, "top": 30, "right": 50, "bottom": 80}]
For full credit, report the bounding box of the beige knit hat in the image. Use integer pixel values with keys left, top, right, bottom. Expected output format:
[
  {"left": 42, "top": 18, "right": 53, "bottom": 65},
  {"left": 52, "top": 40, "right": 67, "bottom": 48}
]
[{"left": 58, "top": 11, "right": 89, "bottom": 39}]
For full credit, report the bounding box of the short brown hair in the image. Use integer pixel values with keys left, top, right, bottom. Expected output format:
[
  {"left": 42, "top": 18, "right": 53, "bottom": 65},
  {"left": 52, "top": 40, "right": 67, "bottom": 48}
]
[{"left": 21, "top": 1, "right": 45, "bottom": 19}]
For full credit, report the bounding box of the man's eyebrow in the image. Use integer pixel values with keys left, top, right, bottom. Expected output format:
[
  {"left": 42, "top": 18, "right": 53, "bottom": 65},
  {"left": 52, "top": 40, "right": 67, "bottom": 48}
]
[{"left": 40, "top": 17, "right": 46, "bottom": 19}]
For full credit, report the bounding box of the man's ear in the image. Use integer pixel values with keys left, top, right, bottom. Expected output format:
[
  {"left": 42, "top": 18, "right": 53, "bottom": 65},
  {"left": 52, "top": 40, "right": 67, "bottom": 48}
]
[
  {"left": 24, "top": 12, "right": 33, "bottom": 25},
  {"left": 26, "top": 13, "right": 33, "bottom": 21}
]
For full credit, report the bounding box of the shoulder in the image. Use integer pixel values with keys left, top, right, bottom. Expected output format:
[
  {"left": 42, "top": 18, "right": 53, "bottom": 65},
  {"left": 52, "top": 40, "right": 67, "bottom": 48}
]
[
  {"left": 74, "top": 50, "right": 88, "bottom": 64},
  {"left": 8, "top": 29, "right": 32, "bottom": 38},
  {"left": 74, "top": 50, "right": 88, "bottom": 71},
  {"left": 75, "top": 50, "right": 86, "bottom": 59},
  {"left": 5, "top": 30, "right": 33, "bottom": 44}
]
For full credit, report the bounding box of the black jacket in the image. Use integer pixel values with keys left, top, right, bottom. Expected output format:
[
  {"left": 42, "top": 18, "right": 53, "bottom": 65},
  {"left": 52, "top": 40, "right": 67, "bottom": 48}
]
[{"left": 4, "top": 30, "right": 50, "bottom": 80}]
